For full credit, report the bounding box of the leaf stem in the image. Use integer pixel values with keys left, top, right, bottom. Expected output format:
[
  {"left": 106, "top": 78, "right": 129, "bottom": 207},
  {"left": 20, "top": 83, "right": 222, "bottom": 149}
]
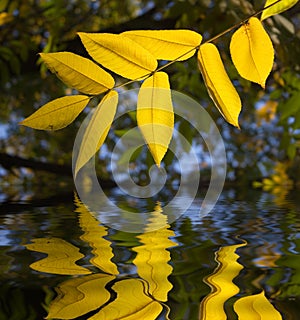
[{"left": 112, "top": 0, "right": 283, "bottom": 90}]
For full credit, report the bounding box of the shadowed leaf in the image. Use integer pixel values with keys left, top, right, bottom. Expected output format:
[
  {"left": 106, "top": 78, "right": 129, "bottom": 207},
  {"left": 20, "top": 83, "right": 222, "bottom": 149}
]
[{"left": 261, "top": 0, "right": 299, "bottom": 21}]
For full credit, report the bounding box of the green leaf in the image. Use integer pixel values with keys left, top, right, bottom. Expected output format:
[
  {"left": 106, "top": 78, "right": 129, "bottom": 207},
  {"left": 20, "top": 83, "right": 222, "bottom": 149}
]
[
  {"left": 25, "top": 238, "right": 91, "bottom": 275},
  {"left": 78, "top": 32, "right": 157, "bottom": 80},
  {"left": 74, "top": 90, "right": 118, "bottom": 177},
  {"left": 279, "top": 92, "right": 300, "bottom": 120},
  {"left": 122, "top": 29, "right": 202, "bottom": 61},
  {"left": 137, "top": 71, "right": 174, "bottom": 167},
  {"left": 40, "top": 52, "right": 115, "bottom": 95},
  {"left": 20, "top": 95, "right": 90, "bottom": 130},
  {"left": 46, "top": 274, "right": 115, "bottom": 319},
  {"left": 261, "top": 0, "right": 299, "bottom": 21},
  {"left": 89, "top": 279, "right": 163, "bottom": 320}
]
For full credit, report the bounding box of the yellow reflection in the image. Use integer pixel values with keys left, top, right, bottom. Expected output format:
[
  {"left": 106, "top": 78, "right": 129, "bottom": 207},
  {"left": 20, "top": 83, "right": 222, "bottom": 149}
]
[
  {"left": 199, "top": 242, "right": 246, "bottom": 320},
  {"left": 133, "top": 202, "right": 178, "bottom": 302},
  {"left": 25, "top": 237, "right": 91, "bottom": 275},
  {"left": 75, "top": 194, "right": 119, "bottom": 275}
]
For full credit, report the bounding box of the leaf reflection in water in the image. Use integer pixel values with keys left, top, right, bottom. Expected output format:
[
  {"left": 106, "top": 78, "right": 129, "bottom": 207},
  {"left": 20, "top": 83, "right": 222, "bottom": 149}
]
[
  {"left": 25, "top": 197, "right": 177, "bottom": 319},
  {"left": 199, "top": 240, "right": 282, "bottom": 320}
]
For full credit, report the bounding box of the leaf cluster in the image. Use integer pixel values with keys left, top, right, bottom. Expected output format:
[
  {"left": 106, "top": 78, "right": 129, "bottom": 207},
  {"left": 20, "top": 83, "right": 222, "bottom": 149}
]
[{"left": 19, "top": 0, "right": 299, "bottom": 173}]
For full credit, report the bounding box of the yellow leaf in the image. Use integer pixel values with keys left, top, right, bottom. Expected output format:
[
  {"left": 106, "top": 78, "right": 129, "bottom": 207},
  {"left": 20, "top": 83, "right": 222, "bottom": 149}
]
[
  {"left": 234, "top": 290, "right": 282, "bottom": 320},
  {"left": 197, "top": 43, "right": 242, "bottom": 128},
  {"left": 199, "top": 242, "right": 247, "bottom": 320},
  {"left": 74, "top": 90, "right": 118, "bottom": 177},
  {"left": 122, "top": 29, "right": 202, "bottom": 61},
  {"left": 230, "top": 17, "right": 274, "bottom": 88},
  {"left": 46, "top": 274, "right": 115, "bottom": 319},
  {"left": 137, "top": 72, "right": 174, "bottom": 166},
  {"left": 40, "top": 52, "right": 115, "bottom": 95},
  {"left": 89, "top": 279, "right": 162, "bottom": 320},
  {"left": 25, "top": 238, "right": 91, "bottom": 275},
  {"left": 133, "top": 203, "right": 177, "bottom": 302},
  {"left": 78, "top": 32, "right": 157, "bottom": 80},
  {"left": 20, "top": 95, "right": 90, "bottom": 130},
  {"left": 261, "top": 0, "right": 299, "bottom": 21},
  {"left": 75, "top": 195, "right": 119, "bottom": 275}
]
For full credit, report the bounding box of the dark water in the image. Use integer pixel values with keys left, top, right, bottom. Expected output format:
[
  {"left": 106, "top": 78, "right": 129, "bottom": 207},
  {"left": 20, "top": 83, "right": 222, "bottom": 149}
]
[{"left": 0, "top": 187, "right": 299, "bottom": 320}]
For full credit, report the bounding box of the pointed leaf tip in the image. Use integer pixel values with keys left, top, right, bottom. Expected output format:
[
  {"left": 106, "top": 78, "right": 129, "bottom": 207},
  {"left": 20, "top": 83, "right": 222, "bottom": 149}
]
[
  {"left": 137, "top": 72, "right": 174, "bottom": 166},
  {"left": 230, "top": 17, "right": 274, "bottom": 88},
  {"left": 197, "top": 43, "right": 242, "bottom": 128},
  {"left": 74, "top": 90, "right": 118, "bottom": 178}
]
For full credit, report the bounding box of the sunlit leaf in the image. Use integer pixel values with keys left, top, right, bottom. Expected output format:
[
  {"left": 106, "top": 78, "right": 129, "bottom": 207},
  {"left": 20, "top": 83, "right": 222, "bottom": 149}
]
[
  {"left": 230, "top": 17, "right": 274, "bottom": 88},
  {"left": 25, "top": 238, "right": 91, "bottom": 275},
  {"left": 133, "top": 202, "right": 177, "bottom": 302},
  {"left": 261, "top": 0, "right": 299, "bottom": 21},
  {"left": 122, "top": 29, "right": 202, "bottom": 61},
  {"left": 75, "top": 195, "right": 119, "bottom": 275},
  {"left": 20, "top": 95, "right": 90, "bottom": 130},
  {"left": 137, "top": 71, "right": 174, "bottom": 166},
  {"left": 40, "top": 52, "right": 115, "bottom": 94},
  {"left": 89, "top": 279, "right": 162, "bottom": 320},
  {"left": 199, "top": 242, "right": 247, "bottom": 320},
  {"left": 197, "top": 43, "right": 242, "bottom": 128},
  {"left": 234, "top": 290, "right": 282, "bottom": 319},
  {"left": 78, "top": 32, "right": 157, "bottom": 80},
  {"left": 74, "top": 90, "right": 118, "bottom": 177},
  {"left": 46, "top": 274, "right": 115, "bottom": 319}
]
